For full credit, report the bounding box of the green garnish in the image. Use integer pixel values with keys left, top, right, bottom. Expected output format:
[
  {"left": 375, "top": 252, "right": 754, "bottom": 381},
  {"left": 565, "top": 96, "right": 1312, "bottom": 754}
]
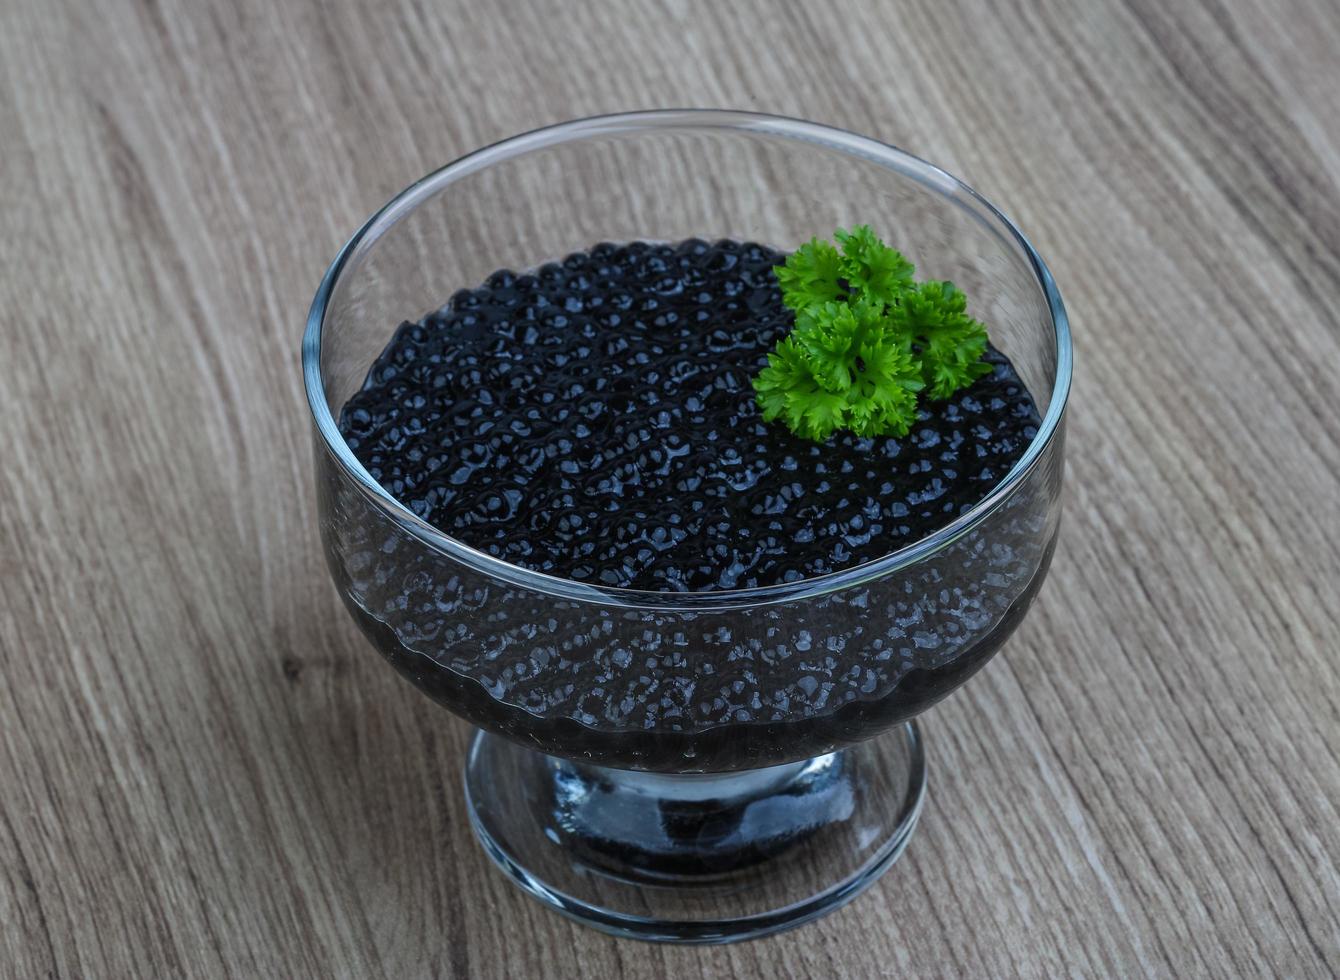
[{"left": 754, "top": 226, "right": 992, "bottom": 442}]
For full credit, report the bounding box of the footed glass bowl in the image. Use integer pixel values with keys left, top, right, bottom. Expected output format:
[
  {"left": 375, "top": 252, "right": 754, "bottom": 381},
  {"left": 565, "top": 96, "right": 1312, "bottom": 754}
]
[{"left": 303, "top": 110, "right": 1071, "bottom": 943}]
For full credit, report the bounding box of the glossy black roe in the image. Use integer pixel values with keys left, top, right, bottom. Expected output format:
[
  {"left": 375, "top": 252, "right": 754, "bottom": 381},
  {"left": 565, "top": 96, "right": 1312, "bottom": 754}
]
[
  {"left": 327, "top": 238, "right": 1054, "bottom": 770},
  {"left": 340, "top": 239, "right": 1041, "bottom": 592}
]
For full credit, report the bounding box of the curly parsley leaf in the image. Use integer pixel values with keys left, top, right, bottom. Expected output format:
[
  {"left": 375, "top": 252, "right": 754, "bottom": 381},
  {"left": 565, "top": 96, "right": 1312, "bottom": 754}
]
[
  {"left": 753, "top": 298, "right": 923, "bottom": 441},
  {"left": 757, "top": 228, "right": 992, "bottom": 440},
  {"left": 773, "top": 237, "right": 844, "bottom": 311},
  {"left": 835, "top": 225, "right": 914, "bottom": 307},
  {"left": 896, "top": 281, "right": 994, "bottom": 399}
]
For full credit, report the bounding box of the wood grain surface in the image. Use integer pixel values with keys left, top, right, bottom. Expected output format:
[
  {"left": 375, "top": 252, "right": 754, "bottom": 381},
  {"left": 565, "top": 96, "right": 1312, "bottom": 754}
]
[{"left": 3, "top": 0, "right": 1339, "bottom": 975}]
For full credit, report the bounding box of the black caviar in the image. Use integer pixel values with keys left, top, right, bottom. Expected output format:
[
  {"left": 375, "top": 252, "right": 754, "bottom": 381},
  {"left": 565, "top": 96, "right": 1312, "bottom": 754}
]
[
  {"left": 340, "top": 239, "right": 1040, "bottom": 591},
  {"left": 326, "top": 239, "right": 1056, "bottom": 770}
]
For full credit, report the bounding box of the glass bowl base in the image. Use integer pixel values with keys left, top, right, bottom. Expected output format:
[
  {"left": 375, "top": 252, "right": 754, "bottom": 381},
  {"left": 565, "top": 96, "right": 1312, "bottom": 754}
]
[{"left": 463, "top": 721, "right": 926, "bottom": 944}]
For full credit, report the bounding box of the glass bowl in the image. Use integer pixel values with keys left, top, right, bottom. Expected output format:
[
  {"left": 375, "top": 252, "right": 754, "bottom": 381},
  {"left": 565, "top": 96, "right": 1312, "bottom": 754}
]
[{"left": 302, "top": 110, "right": 1071, "bottom": 943}]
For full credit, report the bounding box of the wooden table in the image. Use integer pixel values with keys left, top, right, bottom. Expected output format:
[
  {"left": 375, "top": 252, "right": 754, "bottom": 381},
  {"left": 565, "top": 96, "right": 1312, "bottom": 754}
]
[{"left": 3, "top": 0, "right": 1338, "bottom": 975}]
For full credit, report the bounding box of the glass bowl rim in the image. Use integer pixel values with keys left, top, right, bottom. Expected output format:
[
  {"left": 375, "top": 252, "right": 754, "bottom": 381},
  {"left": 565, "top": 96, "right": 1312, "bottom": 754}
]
[{"left": 302, "top": 109, "right": 1072, "bottom": 611}]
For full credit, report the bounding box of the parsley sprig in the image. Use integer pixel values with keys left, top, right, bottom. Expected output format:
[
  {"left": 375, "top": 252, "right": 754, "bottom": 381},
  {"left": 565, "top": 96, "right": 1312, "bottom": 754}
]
[{"left": 754, "top": 226, "right": 992, "bottom": 441}]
